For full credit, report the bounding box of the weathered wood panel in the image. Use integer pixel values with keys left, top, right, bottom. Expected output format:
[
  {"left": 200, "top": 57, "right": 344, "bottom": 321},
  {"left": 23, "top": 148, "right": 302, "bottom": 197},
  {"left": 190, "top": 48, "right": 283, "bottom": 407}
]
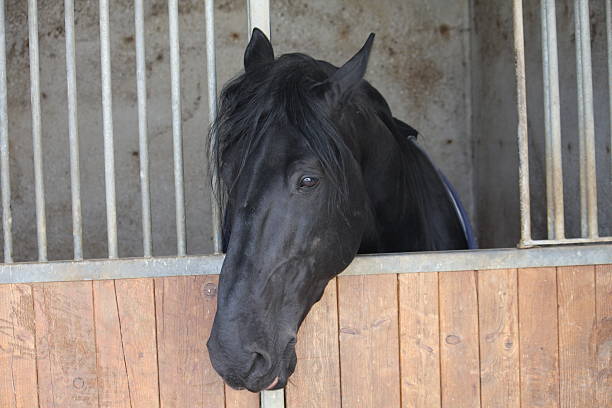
[
  {"left": 595, "top": 264, "right": 612, "bottom": 407},
  {"left": 398, "top": 272, "right": 441, "bottom": 408},
  {"left": 114, "top": 279, "right": 160, "bottom": 408},
  {"left": 557, "top": 265, "right": 597, "bottom": 407},
  {"left": 34, "top": 281, "right": 99, "bottom": 407},
  {"left": 93, "top": 280, "right": 131, "bottom": 408},
  {"left": 518, "top": 267, "right": 560, "bottom": 408},
  {"left": 286, "top": 278, "right": 341, "bottom": 408},
  {"left": 477, "top": 269, "right": 520, "bottom": 408},
  {"left": 155, "top": 275, "right": 224, "bottom": 408},
  {"left": 0, "top": 263, "right": 608, "bottom": 407},
  {"left": 439, "top": 271, "right": 481, "bottom": 408},
  {"left": 0, "top": 284, "right": 38, "bottom": 408},
  {"left": 338, "top": 274, "right": 400, "bottom": 408},
  {"left": 224, "top": 385, "right": 260, "bottom": 408}
]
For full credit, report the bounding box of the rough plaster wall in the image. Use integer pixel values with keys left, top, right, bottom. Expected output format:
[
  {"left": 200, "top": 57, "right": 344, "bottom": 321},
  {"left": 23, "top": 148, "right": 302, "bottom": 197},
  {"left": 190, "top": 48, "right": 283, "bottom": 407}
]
[
  {"left": 1, "top": 0, "right": 473, "bottom": 261},
  {"left": 473, "top": 0, "right": 611, "bottom": 248}
]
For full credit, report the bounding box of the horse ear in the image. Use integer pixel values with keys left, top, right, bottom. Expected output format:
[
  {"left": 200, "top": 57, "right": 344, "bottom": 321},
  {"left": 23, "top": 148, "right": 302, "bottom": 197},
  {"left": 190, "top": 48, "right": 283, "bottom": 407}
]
[
  {"left": 325, "top": 33, "right": 375, "bottom": 100},
  {"left": 244, "top": 28, "right": 274, "bottom": 72}
]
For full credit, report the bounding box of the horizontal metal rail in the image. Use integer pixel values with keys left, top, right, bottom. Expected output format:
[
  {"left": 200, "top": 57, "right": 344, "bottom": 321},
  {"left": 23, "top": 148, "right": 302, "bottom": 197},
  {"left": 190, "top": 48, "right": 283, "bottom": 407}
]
[{"left": 2, "top": 244, "right": 611, "bottom": 285}]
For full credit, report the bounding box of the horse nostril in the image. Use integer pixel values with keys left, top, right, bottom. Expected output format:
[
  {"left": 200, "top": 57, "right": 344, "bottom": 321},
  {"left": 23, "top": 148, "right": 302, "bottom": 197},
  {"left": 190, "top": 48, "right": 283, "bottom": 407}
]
[{"left": 250, "top": 349, "right": 273, "bottom": 376}]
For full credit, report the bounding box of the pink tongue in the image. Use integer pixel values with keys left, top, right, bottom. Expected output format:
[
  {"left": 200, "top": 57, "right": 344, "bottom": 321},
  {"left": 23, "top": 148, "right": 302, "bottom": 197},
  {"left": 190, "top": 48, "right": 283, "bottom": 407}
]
[{"left": 265, "top": 377, "right": 279, "bottom": 390}]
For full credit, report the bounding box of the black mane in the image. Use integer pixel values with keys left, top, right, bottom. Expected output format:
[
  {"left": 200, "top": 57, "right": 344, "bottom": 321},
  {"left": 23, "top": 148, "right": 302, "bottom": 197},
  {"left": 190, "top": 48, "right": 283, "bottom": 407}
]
[{"left": 209, "top": 53, "right": 350, "bottom": 210}]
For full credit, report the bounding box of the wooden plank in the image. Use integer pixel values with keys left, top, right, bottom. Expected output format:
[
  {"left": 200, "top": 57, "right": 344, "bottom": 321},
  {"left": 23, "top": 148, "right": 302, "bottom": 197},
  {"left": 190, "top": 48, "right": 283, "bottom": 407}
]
[
  {"left": 114, "top": 278, "right": 160, "bottom": 408},
  {"left": 477, "top": 269, "right": 519, "bottom": 408},
  {"left": 439, "top": 271, "right": 480, "bottom": 408},
  {"left": 93, "top": 280, "right": 131, "bottom": 408},
  {"left": 0, "top": 284, "right": 39, "bottom": 408},
  {"left": 595, "top": 264, "right": 612, "bottom": 407},
  {"left": 518, "top": 267, "right": 560, "bottom": 408},
  {"left": 34, "top": 281, "right": 99, "bottom": 407},
  {"left": 155, "top": 275, "right": 224, "bottom": 408},
  {"left": 224, "top": 385, "right": 259, "bottom": 408},
  {"left": 398, "top": 272, "right": 440, "bottom": 408},
  {"left": 557, "top": 265, "right": 596, "bottom": 407},
  {"left": 338, "top": 274, "right": 400, "bottom": 408},
  {"left": 286, "top": 278, "right": 341, "bottom": 408}
]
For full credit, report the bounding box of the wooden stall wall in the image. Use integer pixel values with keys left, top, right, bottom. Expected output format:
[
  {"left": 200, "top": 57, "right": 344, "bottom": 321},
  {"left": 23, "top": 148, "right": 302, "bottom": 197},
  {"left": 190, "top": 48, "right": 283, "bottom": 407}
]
[{"left": 1, "top": 265, "right": 610, "bottom": 407}]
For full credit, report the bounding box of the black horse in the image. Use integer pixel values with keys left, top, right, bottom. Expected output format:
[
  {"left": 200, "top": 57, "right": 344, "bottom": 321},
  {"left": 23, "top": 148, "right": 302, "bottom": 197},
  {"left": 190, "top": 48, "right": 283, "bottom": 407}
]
[{"left": 207, "top": 29, "right": 475, "bottom": 393}]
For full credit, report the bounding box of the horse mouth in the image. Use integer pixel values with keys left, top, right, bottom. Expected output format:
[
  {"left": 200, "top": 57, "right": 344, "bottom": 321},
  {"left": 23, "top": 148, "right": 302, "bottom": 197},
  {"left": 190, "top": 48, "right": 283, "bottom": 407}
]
[{"left": 264, "top": 377, "right": 279, "bottom": 390}]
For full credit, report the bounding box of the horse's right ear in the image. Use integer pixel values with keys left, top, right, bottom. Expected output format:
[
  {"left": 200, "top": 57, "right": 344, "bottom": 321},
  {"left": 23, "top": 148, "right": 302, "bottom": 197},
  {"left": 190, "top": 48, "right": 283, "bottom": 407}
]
[
  {"left": 244, "top": 28, "right": 274, "bottom": 72},
  {"left": 316, "top": 33, "right": 375, "bottom": 101}
]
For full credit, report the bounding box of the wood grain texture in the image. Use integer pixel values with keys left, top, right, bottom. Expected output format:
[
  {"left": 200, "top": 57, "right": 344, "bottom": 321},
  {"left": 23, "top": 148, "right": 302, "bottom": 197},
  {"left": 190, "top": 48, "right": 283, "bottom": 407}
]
[
  {"left": 518, "top": 267, "right": 559, "bottom": 408},
  {"left": 439, "top": 271, "right": 481, "bottom": 408},
  {"left": 286, "top": 278, "right": 341, "bottom": 408},
  {"left": 93, "top": 280, "right": 131, "bottom": 408},
  {"left": 595, "top": 264, "right": 612, "bottom": 407},
  {"left": 477, "top": 269, "right": 519, "bottom": 408},
  {"left": 398, "top": 272, "right": 440, "bottom": 408},
  {"left": 224, "top": 384, "right": 260, "bottom": 408},
  {"left": 155, "top": 275, "right": 224, "bottom": 408},
  {"left": 114, "top": 278, "right": 160, "bottom": 408},
  {"left": 0, "top": 284, "right": 39, "bottom": 408},
  {"left": 34, "top": 281, "right": 99, "bottom": 407},
  {"left": 338, "top": 274, "right": 400, "bottom": 408},
  {"left": 557, "top": 265, "right": 597, "bottom": 407}
]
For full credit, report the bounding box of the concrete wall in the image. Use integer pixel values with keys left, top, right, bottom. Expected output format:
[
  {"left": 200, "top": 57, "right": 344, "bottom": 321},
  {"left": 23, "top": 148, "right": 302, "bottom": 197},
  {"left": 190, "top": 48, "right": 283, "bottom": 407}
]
[
  {"left": 472, "top": 0, "right": 611, "bottom": 247},
  {"left": 1, "top": 0, "right": 474, "bottom": 261},
  {"left": 4, "top": 0, "right": 609, "bottom": 259}
]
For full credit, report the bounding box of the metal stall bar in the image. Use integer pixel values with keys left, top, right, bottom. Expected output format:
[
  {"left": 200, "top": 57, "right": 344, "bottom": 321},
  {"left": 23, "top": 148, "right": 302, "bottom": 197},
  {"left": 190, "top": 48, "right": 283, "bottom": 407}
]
[
  {"left": 247, "top": 0, "right": 270, "bottom": 38},
  {"left": 168, "top": 0, "right": 186, "bottom": 256},
  {"left": 246, "top": 1, "right": 282, "bottom": 406},
  {"left": 575, "top": 0, "right": 598, "bottom": 238},
  {"left": 0, "top": 0, "right": 11, "bottom": 263},
  {"left": 135, "top": 0, "right": 152, "bottom": 257},
  {"left": 65, "top": 0, "right": 83, "bottom": 260},
  {"left": 205, "top": 0, "right": 222, "bottom": 254},
  {"left": 100, "top": 0, "right": 118, "bottom": 258},
  {"left": 606, "top": 0, "right": 612, "bottom": 181},
  {"left": 3, "top": 244, "right": 612, "bottom": 285},
  {"left": 28, "top": 0, "right": 47, "bottom": 261},
  {"left": 513, "top": 0, "right": 532, "bottom": 247},
  {"left": 540, "top": 0, "right": 565, "bottom": 240}
]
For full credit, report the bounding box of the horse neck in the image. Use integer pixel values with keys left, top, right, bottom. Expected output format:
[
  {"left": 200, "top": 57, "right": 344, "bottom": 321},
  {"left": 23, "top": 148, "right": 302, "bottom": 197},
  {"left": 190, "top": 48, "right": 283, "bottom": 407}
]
[{"left": 355, "top": 116, "right": 466, "bottom": 253}]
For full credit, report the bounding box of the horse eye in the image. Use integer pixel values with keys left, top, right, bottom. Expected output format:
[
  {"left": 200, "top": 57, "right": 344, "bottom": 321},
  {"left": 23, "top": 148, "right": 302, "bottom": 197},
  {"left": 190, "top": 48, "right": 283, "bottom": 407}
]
[{"left": 299, "top": 176, "right": 319, "bottom": 188}]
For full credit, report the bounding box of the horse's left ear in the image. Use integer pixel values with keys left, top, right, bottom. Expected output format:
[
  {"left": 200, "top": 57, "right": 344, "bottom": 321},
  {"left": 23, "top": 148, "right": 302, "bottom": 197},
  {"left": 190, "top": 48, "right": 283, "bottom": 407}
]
[
  {"left": 244, "top": 28, "right": 274, "bottom": 72},
  {"left": 323, "top": 33, "right": 375, "bottom": 100}
]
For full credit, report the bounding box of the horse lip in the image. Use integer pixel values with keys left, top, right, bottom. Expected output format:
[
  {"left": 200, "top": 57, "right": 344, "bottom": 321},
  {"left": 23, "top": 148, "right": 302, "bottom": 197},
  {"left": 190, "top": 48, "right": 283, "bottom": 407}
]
[{"left": 264, "top": 377, "right": 279, "bottom": 390}]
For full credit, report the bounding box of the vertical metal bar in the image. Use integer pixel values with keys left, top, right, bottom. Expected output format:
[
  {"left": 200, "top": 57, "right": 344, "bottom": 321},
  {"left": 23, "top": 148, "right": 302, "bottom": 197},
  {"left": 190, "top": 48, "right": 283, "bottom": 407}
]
[
  {"left": 575, "top": 0, "right": 587, "bottom": 237},
  {"left": 541, "top": 0, "right": 554, "bottom": 237},
  {"left": 0, "top": 0, "right": 12, "bottom": 263},
  {"left": 246, "top": 1, "right": 284, "bottom": 404},
  {"left": 205, "top": 0, "right": 222, "bottom": 254},
  {"left": 513, "top": 0, "right": 532, "bottom": 246},
  {"left": 100, "top": 0, "right": 118, "bottom": 258},
  {"left": 540, "top": 0, "right": 565, "bottom": 239},
  {"left": 65, "top": 0, "right": 83, "bottom": 260},
  {"left": 247, "top": 0, "right": 271, "bottom": 37},
  {"left": 28, "top": 0, "right": 47, "bottom": 261},
  {"left": 168, "top": 0, "right": 186, "bottom": 256},
  {"left": 575, "top": 0, "right": 598, "bottom": 238},
  {"left": 135, "top": 0, "right": 152, "bottom": 257},
  {"left": 607, "top": 0, "right": 612, "bottom": 182}
]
